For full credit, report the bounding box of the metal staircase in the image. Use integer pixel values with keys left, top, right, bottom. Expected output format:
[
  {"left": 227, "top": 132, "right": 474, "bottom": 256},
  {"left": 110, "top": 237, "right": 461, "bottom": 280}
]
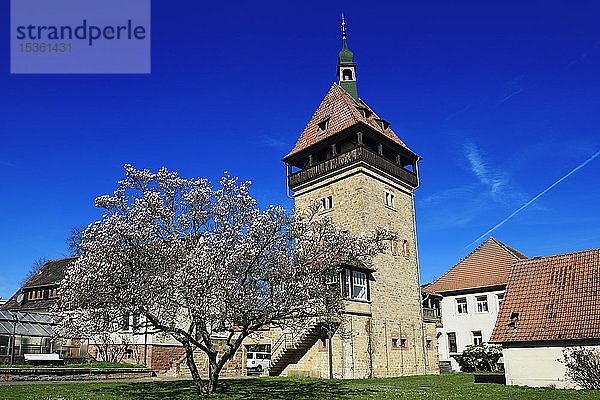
[{"left": 268, "top": 320, "right": 323, "bottom": 376}]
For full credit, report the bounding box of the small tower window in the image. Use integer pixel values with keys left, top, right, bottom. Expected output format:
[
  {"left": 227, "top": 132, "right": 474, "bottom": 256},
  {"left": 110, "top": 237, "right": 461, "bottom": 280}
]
[
  {"left": 390, "top": 239, "right": 399, "bottom": 256},
  {"left": 320, "top": 195, "right": 333, "bottom": 211},
  {"left": 342, "top": 68, "right": 353, "bottom": 81},
  {"left": 402, "top": 240, "right": 410, "bottom": 258},
  {"left": 385, "top": 191, "right": 395, "bottom": 208}
]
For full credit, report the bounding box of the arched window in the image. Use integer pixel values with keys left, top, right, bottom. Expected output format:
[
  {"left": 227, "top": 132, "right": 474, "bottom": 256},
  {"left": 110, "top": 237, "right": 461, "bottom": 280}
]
[{"left": 342, "top": 69, "right": 353, "bottom": 81}]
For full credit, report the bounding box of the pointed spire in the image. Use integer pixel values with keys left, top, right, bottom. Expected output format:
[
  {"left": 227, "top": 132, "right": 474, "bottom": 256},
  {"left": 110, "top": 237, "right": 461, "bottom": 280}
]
[
  {"left": 338, "top": 14, "right": 354, "bottom": 64},
  {"left": 341, "top": 13, "right": 348, "bottom": 49},
  {"left": 337, "top": 14, "right": 358, "bottom": 100}
]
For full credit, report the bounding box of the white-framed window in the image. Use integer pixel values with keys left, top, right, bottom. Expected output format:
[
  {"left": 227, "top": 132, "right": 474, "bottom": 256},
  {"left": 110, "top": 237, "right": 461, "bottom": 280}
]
[
  {"left": 320, "top": 196, "right": 333, "bottom": 211},
  {"left": 476, "top": 295, "right": 489, "bottom": 313},
  {"left": 341, "top": 268, "right": 369, "bottom": 301},
  {"left": 472, "top": 330, "right": 483, "bottom": 346},
  {"left": 456, "top": 297, "right": 468, "bottom": 314},
  {"left": 385, "top": 191, "right": 395, "bottom": 208},
  {"left": 497, "top": 293, "right": 504, "bottom": 310}
]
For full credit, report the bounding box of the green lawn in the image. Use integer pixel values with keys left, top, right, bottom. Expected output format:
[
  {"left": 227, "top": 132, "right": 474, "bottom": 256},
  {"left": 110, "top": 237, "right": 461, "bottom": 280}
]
[{"left": 0, "top": 373, "right": 599, "bottom": 400}]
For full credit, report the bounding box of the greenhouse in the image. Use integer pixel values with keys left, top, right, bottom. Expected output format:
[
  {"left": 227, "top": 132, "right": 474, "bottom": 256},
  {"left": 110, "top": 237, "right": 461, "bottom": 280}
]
[{"left": 0, "top": 310, "right": 86, "bottom": 364}]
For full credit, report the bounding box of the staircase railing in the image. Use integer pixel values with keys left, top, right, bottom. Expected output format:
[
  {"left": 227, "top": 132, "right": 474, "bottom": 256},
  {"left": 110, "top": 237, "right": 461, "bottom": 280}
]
[{"left": 271, "top": 320, "right": 322, "bottom": 360}]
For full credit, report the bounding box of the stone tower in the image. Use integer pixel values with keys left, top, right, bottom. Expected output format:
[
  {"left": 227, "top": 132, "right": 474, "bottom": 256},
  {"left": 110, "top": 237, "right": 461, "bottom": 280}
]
[{"left": 270, "top": 18, "right": 436, "bottom": 378}]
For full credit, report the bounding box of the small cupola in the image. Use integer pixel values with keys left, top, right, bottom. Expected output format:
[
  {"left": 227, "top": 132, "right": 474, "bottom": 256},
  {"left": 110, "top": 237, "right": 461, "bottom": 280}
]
[{"left": 337, "top": 14, "right": 358, "bottom": 100}]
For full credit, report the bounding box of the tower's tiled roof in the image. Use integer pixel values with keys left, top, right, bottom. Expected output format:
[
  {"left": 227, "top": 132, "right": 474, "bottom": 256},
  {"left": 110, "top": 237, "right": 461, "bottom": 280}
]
[
  {"left": 285, "top": 84, "right": 412, "bottom": 159},
  {"left": 424, "top": 237, "right": 527, "bottom": 294},
  {"left": 490, "top": 248, "right": 600, "bottom": 343}
]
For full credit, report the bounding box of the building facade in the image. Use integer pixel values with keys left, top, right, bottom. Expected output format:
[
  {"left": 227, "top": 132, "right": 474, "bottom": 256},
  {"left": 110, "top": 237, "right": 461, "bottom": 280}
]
[
  {"left": 270, "top": 20, "right": 437, "bottom": 378},
  {"left": 1, "top": 257, "right": 186, "bottom": 372},
  {"left": 490, "top": 248, "right": 600, "bottom": 388},
  {"left": 424, "top": 237, "right": 527, "bottom": 371}
]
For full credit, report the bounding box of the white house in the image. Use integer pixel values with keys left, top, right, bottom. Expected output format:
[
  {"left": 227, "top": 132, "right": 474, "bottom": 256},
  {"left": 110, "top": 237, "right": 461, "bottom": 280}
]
[
  {"left": 490, "top": 248, "right": 600, "bottom": 388},
  {"left": 424, "top": 237, "right": 527, "bottom": 371}
]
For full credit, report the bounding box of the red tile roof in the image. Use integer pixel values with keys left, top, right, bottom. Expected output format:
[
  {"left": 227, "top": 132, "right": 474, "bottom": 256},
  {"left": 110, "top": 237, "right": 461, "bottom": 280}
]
[
  {"left": 285, "top": 84, "right": 412, "bottom": 159},
  {"left": 490, "top": 248, "right": 600, "bottom": 343},
  {"left": 424, "top": 237, "right": 527, "bottom": 294}
]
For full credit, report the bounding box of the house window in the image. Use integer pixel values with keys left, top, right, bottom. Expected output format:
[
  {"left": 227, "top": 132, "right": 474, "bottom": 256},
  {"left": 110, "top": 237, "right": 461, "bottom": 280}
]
[
  {"left": 385, "top": 191, "right": 395, "bottom": 208},
  {"left": 456, "top": 297, "right": 468, "bottom": 314},
  {"left": 497, "top": 293, "right": 504, "bottom": 310},
  {"left": 447, "top": 332, "right": 457, "bottom": 353},
  {"left": 132, "top": 313, "right": 141, "bottom": 329},
  {"left": 400, "top": 338, "right": 407, "bottom": 348},
  {"left": 472, "top": 331, "right": 483, "bottom": 346},
  {"left": 426, "top": 338, "right": 432, "bottom": 349},
  {"left": 341, "top": 268, "right": 369, "bottom": 301},
  {"left": 320, "top": 196, "right": 333, "bottom": 211},
  {"left": 476, "top": 296, "right": 489, "bottom": 313},
  {"left": 391, "top": 338, "right": 398, "bottom": 348},
  {"left": 122, "top": 313, "right": 130, "bottom": 331}
]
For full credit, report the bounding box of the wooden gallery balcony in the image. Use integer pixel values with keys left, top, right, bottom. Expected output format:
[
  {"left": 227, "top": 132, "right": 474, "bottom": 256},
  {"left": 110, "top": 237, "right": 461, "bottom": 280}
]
[
  {"left": 287, "top": 146, "right": 418, "bottom": 190},
  {"left": 422, "top": 307, "right": 442, "bottom": 327}
]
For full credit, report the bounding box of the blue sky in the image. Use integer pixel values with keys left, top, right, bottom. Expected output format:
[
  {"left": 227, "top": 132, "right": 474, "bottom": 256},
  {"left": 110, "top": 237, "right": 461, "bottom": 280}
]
[{"left": 1, "top": 1, "right": 599, "bottom": 299}]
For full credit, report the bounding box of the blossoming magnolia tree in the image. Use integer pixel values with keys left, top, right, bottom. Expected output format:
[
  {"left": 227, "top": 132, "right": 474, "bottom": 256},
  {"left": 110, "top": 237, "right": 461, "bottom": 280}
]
[{"left": 56, "top": 165, "right": 389, "bottom": 395}]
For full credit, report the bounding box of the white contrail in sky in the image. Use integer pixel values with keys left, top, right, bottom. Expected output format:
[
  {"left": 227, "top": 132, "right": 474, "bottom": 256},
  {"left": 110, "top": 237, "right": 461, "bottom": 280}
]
[{"left": 467, "top": 150, "right": 600, "bottom": 248}]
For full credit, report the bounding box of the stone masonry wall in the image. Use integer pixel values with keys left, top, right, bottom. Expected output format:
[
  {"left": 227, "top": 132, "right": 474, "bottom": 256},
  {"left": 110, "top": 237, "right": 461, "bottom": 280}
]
[
  {"left": 282, "top": 165, "right": 438, "bottom": 377},
  {"left": 88, "top": 343, "right": 185, "bottom": 373}
]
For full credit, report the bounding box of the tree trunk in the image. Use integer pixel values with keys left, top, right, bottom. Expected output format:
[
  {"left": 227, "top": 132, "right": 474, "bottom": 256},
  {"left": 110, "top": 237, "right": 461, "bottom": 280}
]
[
  {"left": 206, "top": 359, "right": 222, "bottom": 395},
  {"left": 184, "top": 343, "right": 205, "bottom": 395}
]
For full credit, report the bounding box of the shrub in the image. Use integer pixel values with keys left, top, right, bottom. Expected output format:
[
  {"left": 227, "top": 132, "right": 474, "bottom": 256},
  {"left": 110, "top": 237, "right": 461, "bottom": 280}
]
[
  {"left": 562, "top": 347, "right": 600, "bottom": 389},
  {"left": 453, "top": 344, "right": 503, "bottom": 372}
]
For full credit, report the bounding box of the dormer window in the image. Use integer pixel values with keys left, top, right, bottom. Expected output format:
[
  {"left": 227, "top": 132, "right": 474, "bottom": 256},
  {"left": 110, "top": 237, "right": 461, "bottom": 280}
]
[
  {"left": 375, "top": 118, "right": 390, "bottom": 130},
  {"left": 509, "top": 312, "right": 519, "bottom": 329},
  {"left": 356, "top": 107, "right": 373, "bottom": 118},
  {"left": 316, "top": 118, "right": 330, "bottom": 135}
]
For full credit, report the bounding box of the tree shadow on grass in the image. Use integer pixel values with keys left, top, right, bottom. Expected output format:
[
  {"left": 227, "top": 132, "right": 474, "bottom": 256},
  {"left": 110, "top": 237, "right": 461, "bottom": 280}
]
[{"left": 94, "top": 378, "right": 378, "bottom": 399}]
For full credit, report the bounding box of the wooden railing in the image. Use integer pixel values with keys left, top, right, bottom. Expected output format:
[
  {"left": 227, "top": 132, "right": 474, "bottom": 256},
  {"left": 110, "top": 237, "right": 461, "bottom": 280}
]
[
  {"left": 422, "top": 307, "right": 441, "bottom": 324},
  {"left": 288, "top": 146, "right": 418, "bottom": 189}
]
